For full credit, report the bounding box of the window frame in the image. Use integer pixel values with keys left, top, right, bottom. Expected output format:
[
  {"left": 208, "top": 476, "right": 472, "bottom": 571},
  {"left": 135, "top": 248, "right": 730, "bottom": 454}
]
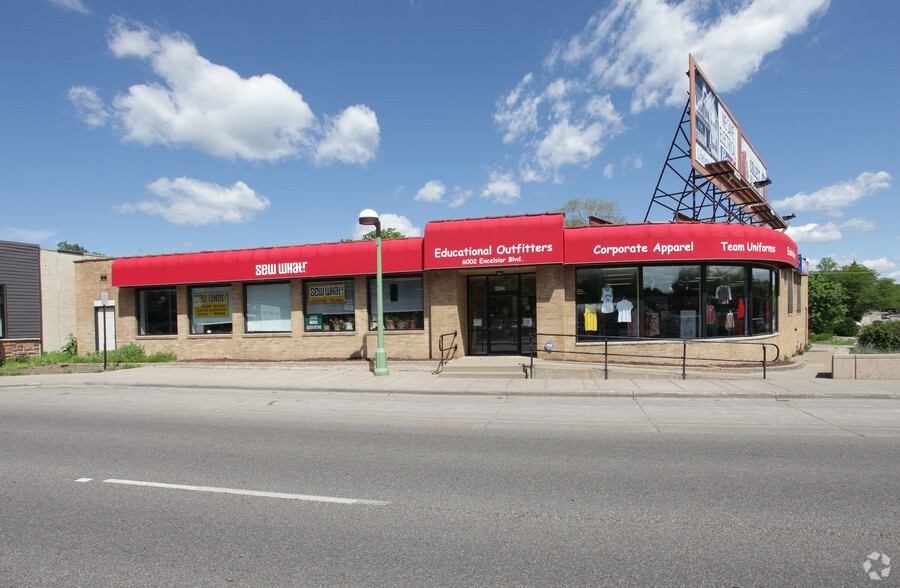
[
  {"left": 367, "top": 274, "right": 424, "bottom": 331},
  {"left": 574, "top": 262, "right": 783, "bottom": 341},
  {"left": 189, "top": 284, "right": 234, "bottom": 335},
  {"left": 304, "top": 278, "right": 356, "bottom": 332},
  {"left": 136, "top": 287, "right": 178, "bottom": 336},
  {"left": 244, "top": 281, "right": 292, "bottom": 333}
]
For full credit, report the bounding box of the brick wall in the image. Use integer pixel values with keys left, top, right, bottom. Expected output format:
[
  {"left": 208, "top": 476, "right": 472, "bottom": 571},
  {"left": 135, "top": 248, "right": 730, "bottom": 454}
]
[
  {"left": 74, "top": 260, "right": 808, "bottom": 366},
  {"left": 106, "top": 275, "right": 432, "bottom": 362},
  {"left": 0, "top": 339, "right": 41, "bottom": 360},
  {"left": 74, "top": 258, "right": 117, "bottom": 354}
]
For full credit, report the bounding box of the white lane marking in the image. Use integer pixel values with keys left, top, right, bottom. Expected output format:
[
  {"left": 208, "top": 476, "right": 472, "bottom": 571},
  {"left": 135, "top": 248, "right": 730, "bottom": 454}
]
[
  {"left": 102, "top": 478, "right": 389, "bottom": 506},
  {"left": 75, "top": 478, "right": 93, "bottom": 483}
]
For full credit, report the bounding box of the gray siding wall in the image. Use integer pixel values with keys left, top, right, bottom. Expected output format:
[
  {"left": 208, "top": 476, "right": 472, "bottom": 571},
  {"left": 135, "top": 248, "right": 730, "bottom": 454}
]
[{"left": 0, "top": 241, "right": 42, "bottom": 339}]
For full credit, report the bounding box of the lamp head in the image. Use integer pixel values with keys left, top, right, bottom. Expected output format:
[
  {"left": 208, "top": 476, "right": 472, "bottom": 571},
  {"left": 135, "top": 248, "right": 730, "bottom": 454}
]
[
  {"left": 753, "top": 178, "right": 772, "bottom": 189},
  {"left": 358, "top": 208, "right": 380, "bottom": 226}
]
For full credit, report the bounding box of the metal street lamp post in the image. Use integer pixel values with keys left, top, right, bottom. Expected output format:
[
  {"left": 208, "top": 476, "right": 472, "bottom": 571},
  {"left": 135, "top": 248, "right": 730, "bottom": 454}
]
[{"left": 358, "top": 209, "right": 389, "bottom": 376}]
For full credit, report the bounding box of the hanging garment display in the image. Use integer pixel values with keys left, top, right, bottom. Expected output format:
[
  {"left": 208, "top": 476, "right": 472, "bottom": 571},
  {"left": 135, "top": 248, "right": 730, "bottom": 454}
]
[
  {"left": 706, "top": 304, "right": 716, "bottom": 324},
  {"left": 716, "top": 284, "right": 732, "bottom": 304},
  {"left": 600, "top": 286, "right": 614, "bottom": 314},
  {"left": 616, "top": 298, "right": 634, "bottom": 322},
  {"left": 583, "top": 304, "right": 598, "bottom": 331},
  {"left": 645, "top": 311, "right": 660, "bottom": 337},
  {"left": 737, "top": 298, "right": 745, "bottom": 319},
  {"left": 725, "top": 311, "right": 735, "bottom": 330}
]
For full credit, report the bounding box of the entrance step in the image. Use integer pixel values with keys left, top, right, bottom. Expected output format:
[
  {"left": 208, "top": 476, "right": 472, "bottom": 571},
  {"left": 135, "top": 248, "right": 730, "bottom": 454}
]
[{"left": 439, "top": 356, "right": 529, "bottom": 379}]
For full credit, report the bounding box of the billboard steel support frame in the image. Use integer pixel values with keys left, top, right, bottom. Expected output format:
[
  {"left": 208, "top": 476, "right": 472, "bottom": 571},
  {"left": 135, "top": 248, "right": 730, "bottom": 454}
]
[{"left": 644, "top": 99, "right": 764, "bottom": 227}]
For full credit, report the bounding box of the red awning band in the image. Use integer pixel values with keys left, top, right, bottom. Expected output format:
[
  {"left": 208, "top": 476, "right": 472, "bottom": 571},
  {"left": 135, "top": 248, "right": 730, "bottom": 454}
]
[{"left": 112, "top": 218, "right": 799, "bottom": 287}]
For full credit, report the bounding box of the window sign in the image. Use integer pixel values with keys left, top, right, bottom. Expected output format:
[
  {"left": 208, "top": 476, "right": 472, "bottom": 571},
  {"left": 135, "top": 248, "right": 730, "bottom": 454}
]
[
  {"left": 305, "top": 314, "right": 323, "bottom": 331},
  {"left": 190, "top": 286, "right": 232, "bottom": 334},
  {"left": 307, "top": 283, "right": 346, "bottom": 305},
  {"left": 306, "top": 280, "right": 354, "bottom": 331}
]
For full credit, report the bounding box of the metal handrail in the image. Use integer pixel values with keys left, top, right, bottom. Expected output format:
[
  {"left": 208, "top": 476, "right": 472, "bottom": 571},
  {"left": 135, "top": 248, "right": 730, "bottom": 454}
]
[
  {"left": 434, "top": 331, "right": 458, "bottom": 374},
  {"left": 529, "top": 332, "right": 780, "bottom": 379}
]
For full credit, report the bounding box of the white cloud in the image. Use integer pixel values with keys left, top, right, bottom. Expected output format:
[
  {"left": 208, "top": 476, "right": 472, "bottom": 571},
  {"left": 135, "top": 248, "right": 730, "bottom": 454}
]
[
  {"left": 785, "top": 222, "right": 842, "bottom": 244},
  {"left": 67, "top": 86, "right": 109, "bottom": 128},
  {"left": 0, "top": 227, "right": 56, "bottom": 243},
  {"left": 351, "top": 213, "right": 421, "bottom": 239},
  {"left": 315, "top": 105, "right": 380, "bottom": 166},
  {"left": 552, "top": 0, "right": 830, "bottom": 112},
  {"left": 73, "top": 20, "right": 379, "bottom": 165},
  {"left": 414, "top": 180, "right": 447, "bottom": 203},
  {"left": 603, "top": 163, "right": 615, "bottom": 179},
  {"left": 536, "top": 119, "right": 607, "bottom": 170},
  {"left": 862, "top": 257, "right": 899, "bottom": 278},
  {"left": 118, "top": 177, "right": 270, "bottom": 225},
  {"left": 494, "top": 74, "right": 542, "bottom": 144},
  {"left": 786, "top": 217, "right": 878, "bottom": 244},
  {"left": 494, "top": 0, "right": 828, "bottom": 178},
  {"left": 840, "top": 218, "right": 878, "bottom": 233},
  {"left": 519, "top": 164, "right": 545, "bottom": 183},
  {"left": 449, "top": 187, "right": 473, "bottom": 208},
  {"left": 773, "top": 171, "right": 892, "bottom": 216},
  {"left": 48, "top": 0, "right": 89, "bottom": 14},
  {"left": 481, "top": 171, "right": 521, "bottom": 204}
]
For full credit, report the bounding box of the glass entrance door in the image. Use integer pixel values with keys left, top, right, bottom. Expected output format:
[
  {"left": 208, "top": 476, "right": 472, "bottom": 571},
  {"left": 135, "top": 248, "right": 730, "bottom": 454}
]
[
  {"left": 467, "top": 274, "right": 535, "bottom": 355},
  {"left": 488, "top": 293, "right": 518, "bottom": 354}
]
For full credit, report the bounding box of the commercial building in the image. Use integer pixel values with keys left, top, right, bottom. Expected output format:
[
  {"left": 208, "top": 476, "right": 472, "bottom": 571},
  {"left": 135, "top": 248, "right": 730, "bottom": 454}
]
[
  {"left": 0, "top": 241, "right": 42, "bottom": 359},
  {"left": 74, "top": 213, "right": 808, "bottom": 366},
  {"left": 0, "top": 241, "right": 107, "bottom": 359}
]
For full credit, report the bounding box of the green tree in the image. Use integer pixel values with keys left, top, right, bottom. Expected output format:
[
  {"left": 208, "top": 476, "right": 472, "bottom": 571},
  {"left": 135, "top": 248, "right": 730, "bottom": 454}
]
[
  {"left": 556, "top": 197, "right": 626, "bottom": 227},
  {"left": 360, "top": 227, "right": 407, "bottom": 241},
  {"left": 816, "top": 257, "right": 839, "bottom": 272},
  {"left": 812, "top": 257, "right": 900, "bottom": 321},
  {"left": 808, "top": 274, "right": 847, "bottom": 334},
  {"left": 57, "top": 241, "right": 89, "bottom": 253}
]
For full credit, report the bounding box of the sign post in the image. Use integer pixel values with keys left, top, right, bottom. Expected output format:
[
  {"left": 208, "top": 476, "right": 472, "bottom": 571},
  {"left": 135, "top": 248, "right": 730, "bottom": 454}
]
[{"left": 100, "top": 291, "right": 109, "bottom": 370}]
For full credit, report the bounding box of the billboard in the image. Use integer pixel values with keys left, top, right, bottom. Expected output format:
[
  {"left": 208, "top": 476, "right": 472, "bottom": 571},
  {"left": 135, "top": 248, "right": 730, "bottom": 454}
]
[{"left": 689, "top": 55, "right": 767, "bottom": 200}]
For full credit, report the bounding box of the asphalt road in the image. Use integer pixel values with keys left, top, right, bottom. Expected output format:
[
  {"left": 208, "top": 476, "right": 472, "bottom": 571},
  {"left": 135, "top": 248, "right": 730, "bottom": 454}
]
[{"left": 2, "top": 396, "right": 898, "bottom": 586}]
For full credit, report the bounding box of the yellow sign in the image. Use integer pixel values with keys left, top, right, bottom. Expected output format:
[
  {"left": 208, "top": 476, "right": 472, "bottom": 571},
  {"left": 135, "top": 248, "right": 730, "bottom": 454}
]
[
  {"left": 307, "top": 283, "right": 346, "bottom": 305},
  {"left": 193, "top": 291, "right": 230, "bottom": 318}
]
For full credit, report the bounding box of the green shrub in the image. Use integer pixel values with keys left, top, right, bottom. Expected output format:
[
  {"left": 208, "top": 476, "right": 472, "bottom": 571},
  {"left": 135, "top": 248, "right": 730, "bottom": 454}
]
[
  {"left": 833, "top": 316, "right": 860, "bottom": 337},
  {"left": 62, "top": 333, "right": 78, "bottom": 356},
  {"left": 856, "top": 321, "right": 900, "bottom": 352}
]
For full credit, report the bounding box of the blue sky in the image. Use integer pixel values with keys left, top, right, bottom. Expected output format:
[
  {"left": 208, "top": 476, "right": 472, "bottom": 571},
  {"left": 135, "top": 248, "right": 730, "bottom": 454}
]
[{"left": 2, "top": 0, "right": 897, "bottom": 279}]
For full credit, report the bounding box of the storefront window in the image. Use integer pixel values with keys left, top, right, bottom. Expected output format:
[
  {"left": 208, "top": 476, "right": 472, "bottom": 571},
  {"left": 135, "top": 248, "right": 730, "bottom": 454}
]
[
  {"left": 245, "top": 283, "right": 291, "bottom": 333},
  {"left": 705, "top": 266, "right": 747, "bottom": 336},
  {"left": 751, "top": 268, "right": 775, "bottom": 334},
  {"left": 305, "top": 279, "right": 354, "bottom": 331},
  {"left": 468, "top": 276, "right": 488, "bottom": 354},
  {"left": 642, "top": 265, "right": 701, "bottom": 338},
  {"left": 137, "top": 287, "right": 177, "bottom": 335},
  {"left": 576, "top": 267, "right": 639, "bottom": 341},
  {"left": 519, "top": 274, "right": 536, "bottom": 352},
  {"left": 190, "top": 285, "right": 233, "bottom": 334},
  {"left": 786, "top": 270, "right": 794, "bottom": 313},
  {"left": 368, "top": 275, "right": 423, "bottom": 330}
]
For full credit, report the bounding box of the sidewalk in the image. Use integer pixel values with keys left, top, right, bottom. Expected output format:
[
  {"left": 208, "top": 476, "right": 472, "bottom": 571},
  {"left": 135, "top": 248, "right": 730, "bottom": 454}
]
[{"left": 2, "top": 345, "right": 898, "bottom": 398}]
